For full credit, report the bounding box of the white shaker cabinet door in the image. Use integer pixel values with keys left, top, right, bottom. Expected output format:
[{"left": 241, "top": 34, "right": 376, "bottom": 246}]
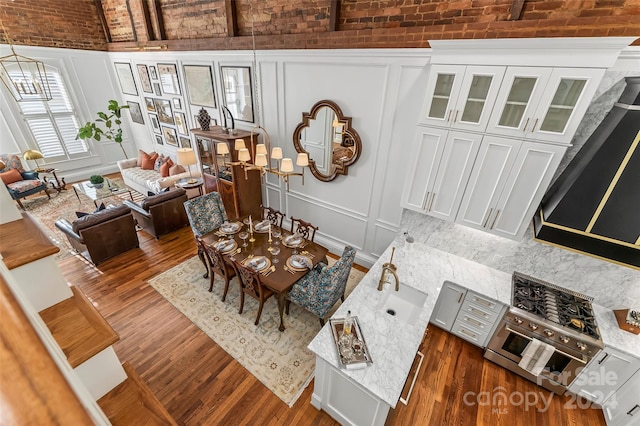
[
  {"left": 401, "top": 127, "right": 448, "bottom": 212},
  {"left": 430, "top": 281, "right": 467, "bottom": 332},
  {"left": 489, "top": 141, "right": 565, "bottom": 239},
  {"left": 455, "top": 136, "right": 521, "bottom": 232},
  {"left": 604, "top": 369, "right": 640, "bottom": 426}
]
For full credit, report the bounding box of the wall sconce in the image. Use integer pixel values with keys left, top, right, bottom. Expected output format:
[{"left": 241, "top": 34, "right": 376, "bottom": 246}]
[
  {"left": 23, "top": 149, "right": 45, "bottom": 171},
  {"left": 215, "top": 126, "right": 308, "bottom": 191}
]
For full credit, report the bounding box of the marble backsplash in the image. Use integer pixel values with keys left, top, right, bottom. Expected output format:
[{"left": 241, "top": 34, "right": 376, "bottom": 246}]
[{"left": 400, "top": 210, "right": 640, "bottom": 310}]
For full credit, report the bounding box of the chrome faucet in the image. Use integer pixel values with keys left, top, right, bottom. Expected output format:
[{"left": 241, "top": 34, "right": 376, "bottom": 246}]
[{"left": 377, "top": 247, "right": 399, "bottom": 291}]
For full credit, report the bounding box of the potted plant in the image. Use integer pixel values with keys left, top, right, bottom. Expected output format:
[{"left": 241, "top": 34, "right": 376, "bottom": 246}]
[
  {"left": 77, "top": 100, "right": 130, "bottom": 159},
  {"left": 89, "top": 174, "right": 105, "bottom": 188}
]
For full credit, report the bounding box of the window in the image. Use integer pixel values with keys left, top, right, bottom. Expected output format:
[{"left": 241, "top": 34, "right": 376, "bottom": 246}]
[{"left": 12, "top": 65, "right": 90, "bottom": 161}]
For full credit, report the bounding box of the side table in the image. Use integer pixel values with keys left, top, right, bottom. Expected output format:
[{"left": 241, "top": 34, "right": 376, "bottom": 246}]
[
  {"left": 38, "top": 168, "right": 66, "bottom": 193},
  {"left": 175, "top": 177, "right": 204, "bottom": 199}
]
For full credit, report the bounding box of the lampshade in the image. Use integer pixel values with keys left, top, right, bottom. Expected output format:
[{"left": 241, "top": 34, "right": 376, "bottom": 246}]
[
  {"left": 332, "top": 118, "right": 340, "bottom": 128},
  {"left": 238, "top": 148, "right": 251, "bottom": 162},
  {"left": 255, "top": 153, "right": 268, "bottom": 167},
  {"left": 280, "top": 158, "right": 294, "bottom": 173},
  {"left": 234, "top": 139, "right": 246, "bottom": 151},
  {"left": 23, "top": 149, "right": 44, "bottom": 160},
  {"left": 176, "top": 148, "right": 197, "bottom": 166},
  {"left": 256, "top": 144, "right": 267, "bottom": 155},
  {"left": 296, "top": 153, "right": 309, "bottom": 167},
  {"left": 271, "top": 147, "right": 283, "bottom": 160},
  {"left": 217, "top": 142, "right": 229, "bottom": 155}
]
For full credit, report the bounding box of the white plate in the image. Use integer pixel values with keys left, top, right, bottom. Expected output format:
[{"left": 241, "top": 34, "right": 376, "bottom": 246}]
[
  {"left": 246, "top": 256, "right": 267, "bottom": 271},
  {"left": 255, "top": 220, "right": 270, "bottom": 232},
  {"left": 291, "top": 255, "right": 310, "bottom": 269},
  {"left": 214, "top": 240, "right": 234, "bottom": 252},
  {"left": 284, "top": 235, "right": 303, "bottom": 246},
  {"left": 221, "top": 222, "right": 240, "bottom": 233}
]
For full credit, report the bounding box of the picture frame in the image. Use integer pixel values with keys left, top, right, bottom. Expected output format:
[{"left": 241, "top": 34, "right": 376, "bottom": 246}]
[
  {"left": 149, "top": 65, "right": 158, "bottom": 80},
  {"left": 173, "top": 98, "right": 182, "bottom": 110},
  {"left": 149, "top": 113, "right": 160, "bottom": 133},
  {"left": 114, "top": 62, "right": 138, "bottom": 95},
  {"left": 155, "top": 134, "right": 164, "bottom": 145},
  {"left": 127, "top": 101, "right": 144, "bottom": 124},
  {"left": 179, "top": 136, "right": 192, "bottom": 149},
  {"left": 220, "top": 66, "right": 254, "bottom": 123},
  {"left": 157, "top": 63, "right": 181, "bottom": 95},
  {"left": 162, "top": 126, "right": 179, "bottom": 147},
  {"left": 153, "top": 82, "right": 162, "bottom": 96},
  {"left": 153, "top": 98, "right": 174, "bottom": 125},
  {"left": 137, "top": 64, "right": 153, "bottom": 93},
  {"left": 145, "top": 97, "right": 156, "bottom": 112},
  {"left": 174, "top": 112, "right": 188, "bottom": 136},
  {"left": 183, "top": 64, "right": 216, "bottom": 108}
]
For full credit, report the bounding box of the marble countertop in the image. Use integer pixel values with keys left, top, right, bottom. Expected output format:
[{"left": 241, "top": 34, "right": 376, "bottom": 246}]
[{"left": 308, "top": 237, "right": 640, "bottom": 408}]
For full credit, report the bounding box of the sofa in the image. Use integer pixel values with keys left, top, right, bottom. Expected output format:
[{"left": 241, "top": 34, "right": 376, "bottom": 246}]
[
  {"left": 123, "top": 187, "right": 189, "bottom": 239},
  {"left": 117, "top": 154, "right": 200, "bottom": 195},
  {"left": 55, "top": 204, "right": 139, "bottom": 265},
  {"left": 0, "top": 153, "right": 50, "bottom": 208}
]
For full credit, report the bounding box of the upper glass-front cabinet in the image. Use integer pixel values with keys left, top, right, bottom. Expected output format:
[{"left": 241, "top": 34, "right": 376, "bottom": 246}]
[
  {"left": 487, "top": 67, "right": 604, "bottom": 144},
  {"left": 422, "top": 65, "right": 506, "bottom": 133}
]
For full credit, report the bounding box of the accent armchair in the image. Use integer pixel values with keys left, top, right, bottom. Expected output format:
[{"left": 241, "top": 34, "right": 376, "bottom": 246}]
[
  {"left": 54, "top": 205, "right": 139, "bottom": 265},
  {"left": 286, "top": 245, "right": 356, "bottom": 326},
  {"left": 0, "top": 153, "right": 50, "bottom": 209},
  {"left": 184, "top": 191, "right": 228, "bottom": 273},
  {"left": 123, "top": 188, "right": 188, "bottom": 239}
]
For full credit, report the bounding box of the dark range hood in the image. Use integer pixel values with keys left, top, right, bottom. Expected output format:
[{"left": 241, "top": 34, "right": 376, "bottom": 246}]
[{"left": 534, "top": 76, "right": 640, "bottom": 269}]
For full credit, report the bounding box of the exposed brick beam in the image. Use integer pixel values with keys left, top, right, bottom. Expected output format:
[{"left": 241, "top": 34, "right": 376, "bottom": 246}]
[
  {"left": 329, "top": 0, "right": 340, "bottom": 32},
  {"left": 508, "top": 0, "right": 526, "bottom": 21},
  {"left": 224, "top": 0, "right": 238, "bottom": 37},
  {"left": 94, "top": 0, "right": 112, "bottom": 43}
]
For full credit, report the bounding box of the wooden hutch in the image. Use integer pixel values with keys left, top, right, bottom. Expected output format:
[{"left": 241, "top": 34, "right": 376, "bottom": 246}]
[{"left": 191, "top": 126, "right": 262, "bottom": 219}]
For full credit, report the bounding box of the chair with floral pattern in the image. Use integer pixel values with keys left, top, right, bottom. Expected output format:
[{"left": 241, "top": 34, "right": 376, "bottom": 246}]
[
  {"left": 286, "top": 245, "right": 356, "bottom": 326},
  {"left": 184, "top": 191, "right": 228, "bottom": 272},
  {"left": 0, "top": 153, "right": 50, "bottom": 209}
]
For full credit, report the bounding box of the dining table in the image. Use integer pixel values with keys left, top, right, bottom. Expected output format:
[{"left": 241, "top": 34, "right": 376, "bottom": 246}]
[{"left": 201, "top": 218, "right": 329, "bottom": 331}]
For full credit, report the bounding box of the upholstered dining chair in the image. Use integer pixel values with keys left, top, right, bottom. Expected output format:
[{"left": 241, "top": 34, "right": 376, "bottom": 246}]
[
  {"left": 286, "top": 245, "right": 356, "bottom": 326},
  {"left": 231, "top": 259, "right": 275, "bottom": 326},
  {"left": 261, "top": 205, "right": 284, "bottom": 228},
  {"left": 290, "top": 217, "right": 319, "bottom": 242},
  {"left": 184, "top": 191, "right": 228, "bottom": 273},
  {"left": 201, "top": 238, "right": 236, "bottom": 300}
]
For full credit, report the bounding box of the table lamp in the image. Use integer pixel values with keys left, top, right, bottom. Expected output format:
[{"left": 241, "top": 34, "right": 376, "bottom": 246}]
[
  {"left": 176, "top": 148, "right": 198, "bottom": 184},
  {"left": 23, "top": 149, "right": 45, "bottom": 171}
]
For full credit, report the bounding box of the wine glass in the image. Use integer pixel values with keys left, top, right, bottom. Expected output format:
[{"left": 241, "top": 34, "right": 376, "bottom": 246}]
[
  {"left": 272, "top": 228, "right": 282, "bottom": 246},
  {"left": 292, "top": 231, "right": 302, "bottom": 255},
  {"left": 270, "top": 245, "right": 281, "bottom": 263},
  {"left": 239, "top": 231, "right": 249, "bottom": 248}
]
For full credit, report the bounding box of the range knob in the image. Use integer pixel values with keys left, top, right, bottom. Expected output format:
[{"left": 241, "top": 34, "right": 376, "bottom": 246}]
[
  {"left": 514, "top": 317, "right": 523, "bottom": 324},
  {"left": 576, "top": 342, "right": 587, "bottom": 351},
  {"left": 559, "top": 335, "right": 570, "bottom": 343},
  {"left": 543, "top": 329, "right": 554, "bottom": 337},
  {"left": 529, "top": 323, "right": 538, "bottom": 331}
]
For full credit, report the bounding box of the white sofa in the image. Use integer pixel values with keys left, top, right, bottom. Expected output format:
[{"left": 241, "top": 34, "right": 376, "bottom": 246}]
[{"left": 117, "top": 158, "right": 201, "bottom": 195}]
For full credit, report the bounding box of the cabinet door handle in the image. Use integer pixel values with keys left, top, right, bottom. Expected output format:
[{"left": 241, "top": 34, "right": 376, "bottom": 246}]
[
  {"left": 422, "top": 192, "right": 431, "bottom": 210},
  {"left": 472, "top": 296, "right": 495, "bottom": 309},
  {"left": 490, "top": 210, "right": 500, "bottom": 230},
  {"left": 446, "top": 110, "right": 452, "bottom": 122},
  {"left": 453, "top": 110, "right": 459, "bottom": 123},
  {"left": 428, "top": 193, "right": 436, "bottom": 211},
  {"left": 598, "top": 352, "right": 609, "bottom": 364},
  {"left": 460, "top": 328, "right": 477, "bottom": 338},
  {"left": 628, "top": 404, "right": 640, "bottom": 416},
  {"left": 458, "top": 293, "right": 464, "bottom": 304},
  {"left": 482, "top": 208, "right": 493, "bottom": 228},
  {"left": 465, "top": 316, "right": 484, "bottom": 328},
  {"left": 399, "top": 351, "right": 424, "bottom": 406},
  {"left": 523, "top": 117, "right": 530, "bottom": 132},
  {"left": 470, "top": 307, "right": 489, "bottom": 319},
  {"left": 531, "top": 118, "right": 539, "bottom": 132}
]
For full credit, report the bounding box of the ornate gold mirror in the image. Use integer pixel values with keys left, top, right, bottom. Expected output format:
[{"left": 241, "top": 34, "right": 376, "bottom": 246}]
[{"left": 293, "top": 100, "right": 361, "bottom": 182}]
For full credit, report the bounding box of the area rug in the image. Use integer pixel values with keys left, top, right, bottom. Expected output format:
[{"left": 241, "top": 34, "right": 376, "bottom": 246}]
[
  {"left": 20, "top": 179, "right": 144, "bottom": 261},
  {"left": 148, "top": 255, "right": 366, "bottom": 406}
]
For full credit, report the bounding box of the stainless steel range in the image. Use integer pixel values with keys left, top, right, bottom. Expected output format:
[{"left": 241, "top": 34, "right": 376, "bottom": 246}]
[{"left": 485, "top": 272, "right": 604, "bottom": 394}]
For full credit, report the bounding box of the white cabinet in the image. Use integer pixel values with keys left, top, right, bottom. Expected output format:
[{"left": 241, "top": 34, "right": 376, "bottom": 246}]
[
  {"left": 421, "top": 65, "right": 506, "bottom": 133},
  {"left": 451, "top": 290, "right": 506, "bottom": 348},
  {"left": 603, "top": 369, "right": 640, "bottom": 426},
  {"left": 455, "top": 136, "right": 566, "bottom": 239},
  {"left": 430, "top": 281, "right": 466, "bottom": 331},
  {"left": 569, "top": 346, "right": 640, "bottom": 406},
  {"left": 487, "top": 67, "right": 604, "bottom": 144},
  {"left": 401, "top": 128, "right": 481, "bottom": 221}
]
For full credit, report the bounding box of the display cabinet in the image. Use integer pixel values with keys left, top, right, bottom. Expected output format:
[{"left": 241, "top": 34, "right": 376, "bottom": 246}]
[{"left": 191, "top": 127, "right": 262, "bottom": 219}]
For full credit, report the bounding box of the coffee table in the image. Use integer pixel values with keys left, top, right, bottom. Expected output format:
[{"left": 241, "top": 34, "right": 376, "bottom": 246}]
[{"left": 72, "top": 177, "right": 133, "bottom": 207}]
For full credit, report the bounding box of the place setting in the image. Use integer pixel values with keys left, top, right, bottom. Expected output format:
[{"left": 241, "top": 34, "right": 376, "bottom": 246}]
[
  {"left": 219, "top": 221, "right": 242, "bottom": 235},
  {"left": 211, "top": 238, "right": 239, "bottom": 255},
  {"left": 284, "top": 253, "right": 313, "bottom": 275},
  {"left": 241, "top": 254, "right": 275, "bottom": 277}
]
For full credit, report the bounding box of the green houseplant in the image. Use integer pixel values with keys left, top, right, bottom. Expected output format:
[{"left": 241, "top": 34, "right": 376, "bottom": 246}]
[
  {"left": 77, "top": 100, "right": 130, "bottom": 159},
  {"left": 89, "top": 174, "right": 104, "bottom": 188}
]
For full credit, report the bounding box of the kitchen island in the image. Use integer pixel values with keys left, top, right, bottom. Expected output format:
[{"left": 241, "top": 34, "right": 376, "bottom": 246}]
[{"left": 308, "top": 238, "right": 639, "bottom": 425}]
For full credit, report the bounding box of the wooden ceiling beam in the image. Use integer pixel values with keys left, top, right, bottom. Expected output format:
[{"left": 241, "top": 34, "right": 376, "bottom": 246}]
[
  {"left": 224, "top": 0, "right": 238, "bottom": 37},
  {"left": 507, "top": 0, "right": 526, "bottom": 20},
  {"left": 329, "top": 0, "right": 340, "bottom": 32},
  {"left": 94, "top": 0, "right": 112, "bottom": 43},
  {"left": 140, "top": 0, "right": 155, "bottom": 41},
  {"left": 151, "top": 0, "right": 166, "bottom": 40}
]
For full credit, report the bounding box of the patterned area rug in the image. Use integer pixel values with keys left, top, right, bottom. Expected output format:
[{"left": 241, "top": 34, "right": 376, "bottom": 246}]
[
  {"left": 20, "top": 179, "right": 144, "bottom": 261},
  {"left": 148, "top": 255, "right": 366, "bottom": 407}
]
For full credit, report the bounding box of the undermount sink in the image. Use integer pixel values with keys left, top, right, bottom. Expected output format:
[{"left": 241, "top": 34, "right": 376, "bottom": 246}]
[{"left": 376, "top": 283, "right": 427, "bottom": 325}]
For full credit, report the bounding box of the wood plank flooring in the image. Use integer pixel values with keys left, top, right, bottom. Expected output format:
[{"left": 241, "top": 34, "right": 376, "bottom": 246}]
[{"left": 56, "top": 220, "right": 606, "bottom": 425}]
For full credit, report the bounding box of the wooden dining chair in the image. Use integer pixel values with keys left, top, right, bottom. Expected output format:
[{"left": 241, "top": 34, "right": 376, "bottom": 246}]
[
  {"left": 261, "top": 205, "right": 284, "bottom": 228},
  {"left": 290, "top": 217, "right": 319, "bottom": 242},
  {"left": 231, "top": 259, "right": 275, "bottom": 326},
  {"left": 202, "top": 240, "right": 237, "bottom": 300}
]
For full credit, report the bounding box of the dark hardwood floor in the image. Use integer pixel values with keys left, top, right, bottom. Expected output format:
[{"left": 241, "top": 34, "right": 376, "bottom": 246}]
[{"left": 55, "top": 216, "right": 606, "bottom": 425}]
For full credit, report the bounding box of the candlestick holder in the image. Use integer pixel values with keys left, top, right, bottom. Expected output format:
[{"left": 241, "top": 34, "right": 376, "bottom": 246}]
[{"left": 249, "top": 230, "right": 255, "bottom": 243}]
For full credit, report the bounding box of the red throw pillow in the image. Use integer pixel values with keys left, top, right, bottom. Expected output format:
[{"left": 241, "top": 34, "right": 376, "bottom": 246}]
[
  {"left": 137, "top": 149, "right": 156, "bottom": 167},
  {"left": 141, "top": 152, "right": 159, "bottom": 170},
  {"left": 160, "top": 158, "right": 174, "bottom": 177},
  {"left": 0, "top": 169, "right": 23, "bottom": 185}
]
